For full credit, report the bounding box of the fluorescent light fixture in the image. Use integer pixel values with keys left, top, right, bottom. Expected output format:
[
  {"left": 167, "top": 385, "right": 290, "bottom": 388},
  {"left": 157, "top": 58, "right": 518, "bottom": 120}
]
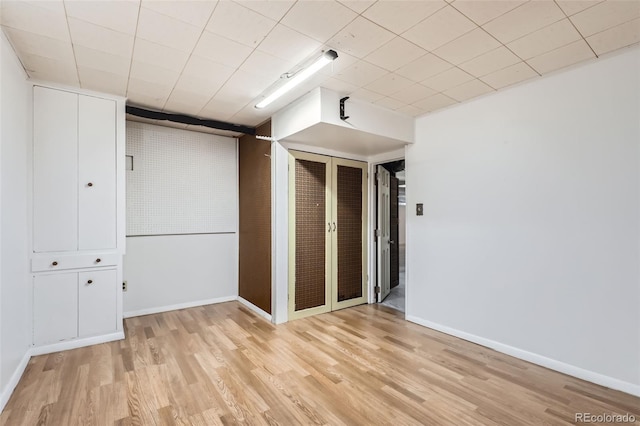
[{"left": 255, "top": 50, "right": 338, "bottom": 109}]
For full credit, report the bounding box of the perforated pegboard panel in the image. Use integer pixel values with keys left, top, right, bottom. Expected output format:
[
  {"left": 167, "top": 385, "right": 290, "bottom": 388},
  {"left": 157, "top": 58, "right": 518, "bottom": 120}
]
[{"left": 126, "top": 121, "right": 237, "bottom": 236}]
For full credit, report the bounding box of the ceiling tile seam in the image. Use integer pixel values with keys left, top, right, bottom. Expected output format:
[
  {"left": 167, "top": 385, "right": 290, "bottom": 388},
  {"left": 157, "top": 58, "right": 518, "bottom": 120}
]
[
  {"left": 137, "top": 3, "right": 205, "bottom": 28},
  {"left": 160, "top": 1, "right": 222, "bottom": 114},
  {"left": 231, "top": 0, "right": 297, "bottom": 24},
  {"left": 278, "top": 6, "right": 361, "bottom": 45},
  {"left": 1, "top": 29, "right": 32, "bottom": 77},
  {"left": 61, "top": 0, "right": 81, "bottom": 86},
  {"left": 555, "top": 0, "right": 599, "bottom": 58},
  {"left": 367, "top": 1, "right": 448, "bottom": 36},
  {"left": 124, "top": 1, "right": 143, "bottom": 96}
]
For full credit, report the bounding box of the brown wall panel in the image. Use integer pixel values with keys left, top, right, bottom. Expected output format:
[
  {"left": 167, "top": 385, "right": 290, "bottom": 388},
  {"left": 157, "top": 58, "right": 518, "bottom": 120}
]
[{"left": 238, "top": 121, "right": 271, "bottom": 314}]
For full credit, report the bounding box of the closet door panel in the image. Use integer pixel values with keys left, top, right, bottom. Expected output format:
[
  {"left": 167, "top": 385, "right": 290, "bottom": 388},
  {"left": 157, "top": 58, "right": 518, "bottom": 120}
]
[
  {"left": 78, "top": 95, "right": 117, "bottom": 250},
  {"left": 33, "top": 273, "right": 78, "bottom": 345},
  {"left": 79, "top": 269, "right": 117, "bottom": 337},
  {"left": 33, "top": 87, "right": 78, "bottom": 252}
]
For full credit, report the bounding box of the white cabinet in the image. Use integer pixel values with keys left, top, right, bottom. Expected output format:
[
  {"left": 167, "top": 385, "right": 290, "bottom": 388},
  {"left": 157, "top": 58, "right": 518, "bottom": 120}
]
[
  {"left": 33, "top": 273, "right": 78, "bottom": 345},
  {"left": 33, "top": 86, "right": 117, "bottom": 253},
  {"left": 79, "top": 269, "right": 117, "bottom": 337}
]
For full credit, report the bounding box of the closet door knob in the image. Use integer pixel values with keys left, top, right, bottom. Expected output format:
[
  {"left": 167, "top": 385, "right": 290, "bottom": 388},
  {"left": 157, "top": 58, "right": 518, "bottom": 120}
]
[
  {"left": 87, "top": 182, "right": 93, "bottom": 187},
  {"left": 52, "top": 261, "right": 58, "bottom": 266},
  {"left": 95, "top": 258, "right": 101, "bottom": 263},
  {"left": 332, "top": 222, "right": 336, "bottom": 232},
  {"left": 328, "top": 222, "right": 331, "bottom": 232},
  {"left": 87, "top": 280, "right": 93, "bottom": 284}
]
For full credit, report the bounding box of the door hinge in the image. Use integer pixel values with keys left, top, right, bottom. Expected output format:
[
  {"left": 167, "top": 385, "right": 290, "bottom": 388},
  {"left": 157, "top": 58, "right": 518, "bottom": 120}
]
[{"left": 375, "top": 285, "right": 381, "bottom": 293}]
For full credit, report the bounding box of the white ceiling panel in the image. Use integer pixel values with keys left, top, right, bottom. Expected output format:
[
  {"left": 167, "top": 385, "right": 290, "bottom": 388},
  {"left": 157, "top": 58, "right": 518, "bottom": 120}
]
[
  {"left": 364, "top": 37, "right": 427, "bottom": 72},
  {"left": 281, "top": 1, "right": 357, "bottom": 42},
  {"left": 68, "top": 18, "right": 134, "bottom": 58},
  {"left": 256, "top": 25, "right": 322, "bottom": 65},
  {"left": 413, "top": 93, "right": 458, "bottom": 112},
  {"left": 389, "top": 83, "right": 436, "bottom": 104},
  {"left": 321, "top": 78, "right": 359, "bottom": 95},
  {"left": 130, "top": 61, "right": 180, "bottom": 88},
  {"left": 206, "top": 1, "right": 277, "bottom": 48},
  {"left": 182, "top": 54, "right": 236, "bottom": 81},
  {"left": 3, "top": 27, "right": 74, "bottom": 62},
  {"left": 235, "top": 0, "right": 296, "bottom": 22},
  {"left": 141, "top": 0, "right": 216, "bottom": 28},
  {"left": 192, "top": 31, "right": 253, "bottom": 69},
  {"left": 350, "top": 87, "right": 386, "bottom": 103},
  {"left": 483, "top": 1, "right": 565, "bottom": 44},
  {"left": 556, "top": 0, "right": 603, "bottom": 17},
  {"left": 402, "top": 6, "right": 477, "bottom": 51},
  {"left": 164, "top": 88, "right": 212, "bottom": 116},
  {"left": 127, "top": 78, "right": 174, "bottom": 107},
  {"left": 333, "top": 60, "right": 388, "bottom": 86},
  {"left": 527, "top": 39, "right": 595, "bottom": 74},
  {"left": 587, "top": 17, "right": 640, "bottom": 55},
  {"left": 136, "top": 7, "right": 202, "bottom": 52},
  {"left": 239, "top": 50, "right": 296, "bottom": 83},
  {"left": 374, "top": 96, "right": 405, "bottom": 110},
  {"left": 132, "top": 38, "right": 190, "bottom": 73},
  {"left": 422, "top": 67, "right": 474, "bottom": 92},
  {"left": 433, "top": 27, "right": 500, "bottom": 64},
  {"left": 337, "top": 0, "right": 377, "bottom": 14},
  {"left": 397, "top": 104, "right": 423, "bottom": 117},
  {"left": 363, "top": 0, "right": 447, "bottom": 34},
  {"left": 507, "top": 19, "right": 582, "bottom": 60},
  {"left": 458, "top": 46, "right": 520, "bottom": 77},
  {"left": 21, "top": 52, "right": 77, "bottom": 83},
  {"left": 451, "top": 0, "right": 526, "bottom": 26},
  {"left": 65, "top": 0, "right": 140, "bottom": 35},
  {"left": 74, "top": 45, "right": 130, "bottom": 76},
  {"left": 200, "top": 95, "right": 247, "bottom": 121},
  {"left": 365, "top": 73, "right": 414, "bottom": 96},
  {"left": 0, "top": 0, "right": 69, "bottom": 41},
  {"left": 329, "top": 16, "right": 395, "bottom": 58},
  {"left": 571, "top": 0, "right": 640, "bottom": 37},
  {"left": 78, "top": 66, "right": 128, "bottom": 96},
  {"left": 480, "top": 61, "right": 538, "bottom": 89},
  {"left": 395, "top": 53, "right": 453, "bottom": 82},
  {"left": 319, "top": 50, "right": 359, "bottom": 77},
  {"left": 443, "top": 78, "right": 494, "bottom": 102}
]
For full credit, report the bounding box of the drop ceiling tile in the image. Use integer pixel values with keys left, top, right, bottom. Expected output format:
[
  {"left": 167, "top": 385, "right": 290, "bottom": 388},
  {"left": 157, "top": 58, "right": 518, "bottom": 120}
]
[
  {"left": 236, "top": 0, "right": 296, "bottom": 21},
  {"left": 422, "top": 67, "right": 474, "bottom": 91},
  {"left": 164, "top": 88, "right": 212, "bottom": 116},
  {"left": 2, "top": 27, "right": 74, "bottom": 61},
  {"left": 136, "top": 7, "right": 202, "bottom": 52},
  {"left": 132, "top": 39, "right": 190, "bottom": 73},
  {"left": 389, "top": 83, "right": 436, "bottom": 104},
  {"left": 480, "top": 61, "right": 538, "bottom": 89},
  {"left": 68, "top": 18, "right": 134, "bottom": 58},
  {"left": 0, "top": 0, "right": 69, "bottom": 41},
  {"left": 374, "top": 97, "right": 405, "bottom": 110},
  {"left": 571, "top": 0, "right": 640, "bottom": 37},
  {"left": 200, "top": 96, "right": 247, "bottom": 121},
  {"left": 458, "top": 46, "right": 520, "bottom": 77},
  {"left": 78, "top": 66, "right": 128, "bottom": 96},
  {"left": 192, "top": 31, "right": 253, "bottom": 69},
  {"left": 365, "top": 73, "right": 414, "bottom": 96},
  {"left": 413, "top": 93, "right": 457, "bottom": 112},
  {"left": 329, "top": 16, "right": 395, "bottom": 58},
  {"left": 433, "top": 28, "right": 500, "bottom": 64},
  {"left": 281, "top": 1, "right": 357, "bottom": 42},
  {"left": 141, "top": 1, "right": 216, "bottom": 27},
  {"left": 443, "top": 78, "right": 493, "bottom": 101},
  {"left": 207, "top": 1, "right": 277, "bottom": 48},
  {"left": 21, "top": 53, "right": 78, "bottom": 85},
  {"left": 364, "top": 37, "right": 427, "bottom": 71},
  {"left": 333, "top": 60, "right": 389, "bottom": 86},
  {"left": 363, "top": 0, "right": 447, "bottom": 34},
  {"left": 240, "top": 50, "right": 296, "bottom": 83},
  {"left": 556, "top": 0, "right": 602, "bottom": 17},
  {"left": 507, "top": 19, "right": 582, "bottom": 60},
  {"left": 74, "top": 45, "right": 130, "bottom": 76},
  {"left": 257, "top": 25, "right": 322, "bottom": 65},
  {"left": 179, "top": 55, "right": 236, "bottom": 93},
  {"left": 321, "top": 78, "right": 359, "bottom": 95},
  {"left": 527, "top": 39, "right": 595, "bottom": 74},
  {"left": 319, "top": 50, "right": 359, "bottom": 77},
  {"left": 65, "top": 0, "right": 139, "bottom": 35},
  {"left": 126, "top": 91, "right": 169, "bottom": 110},
  {"left": 338, "top": 0, "right": 377, "bottom": 14},
  {"left": 229, "top": 104, "right": 271, "bottom": 127},
  {"left": 402, "top": 6, "right": 477, "bottom": 51},
  {"left": 586, "top": 18, "right": 640, "bottom": 55},
  {"left": 395, "top": 53, "right": 453, "bottom": 82},
  {"left": 397, "top": 104, "right": 423, "bottom": 117},
  {"left": 483, "top": 1, "right": 565, "bottom": 43},
  {"left": 451, "top": 0, "right": 526, "bottom": 26},
  {"left": 127, "top": 78, "right": 174, "bottom": 106},
  {"left": 216, "top": 69, "right": 274, "bottom": 101},
  {"left": 130, "top": 61, "right": 180, "bottom": 87},
  {"left": 350, "top": 87, "right": 386, "bottom": 102}
]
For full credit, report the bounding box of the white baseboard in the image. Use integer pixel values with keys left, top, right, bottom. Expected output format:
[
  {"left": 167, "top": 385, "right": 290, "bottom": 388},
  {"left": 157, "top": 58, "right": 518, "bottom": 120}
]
[
  {"left": 0, "top": 349, "right": 31, "bottom": 413},
  {"left": 30, "top": 331, "right": 125, "bottom": 356},
  {"left": 237, "top": 296, "right": 272, "bottom": 322},
  {"left": 123, "top": 295, "right": 237, "bottom": 318},
  {"left": 406, "top": 315, "right": 640, "bottom": 397}
]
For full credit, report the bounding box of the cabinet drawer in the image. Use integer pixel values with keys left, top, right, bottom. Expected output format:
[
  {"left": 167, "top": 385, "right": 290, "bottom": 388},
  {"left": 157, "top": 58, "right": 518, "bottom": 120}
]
[{"left": 32, "top": 253, "right": 118, "bottom": 272}]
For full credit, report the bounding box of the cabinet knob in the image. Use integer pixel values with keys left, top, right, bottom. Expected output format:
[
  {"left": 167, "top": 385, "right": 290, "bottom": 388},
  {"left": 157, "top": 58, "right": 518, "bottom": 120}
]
[
  {"left": 95, "top": 258, "right": 101, "bottom": 263},
  {"left": 87, "top": 182, "right": 93, "bottom": 187},
  {"left": 87, "top": 280, "right": 93, "bottom": 284},
  {"left": 52, "top": 261, "right": 58, "bottom": 266}
]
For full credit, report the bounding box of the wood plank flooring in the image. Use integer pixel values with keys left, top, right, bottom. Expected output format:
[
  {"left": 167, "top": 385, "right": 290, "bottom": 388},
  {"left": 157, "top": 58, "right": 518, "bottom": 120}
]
[{"left": 1, "top": 302, "right": 638, "bottom": 425}]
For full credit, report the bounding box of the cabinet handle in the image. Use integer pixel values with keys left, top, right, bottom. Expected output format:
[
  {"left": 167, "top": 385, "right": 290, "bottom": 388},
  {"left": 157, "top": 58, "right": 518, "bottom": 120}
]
[
  {"left": 87, "top": 280, "right": 93, "bottom": 284},
  {"left": 52, "top": 261, "right": 58, "bottom": 266},
  {"left": 87, "top": 182, "right": 93, "bottom": 187},
  {"left": 328, "top": 222, "right": 331, "bottom": 232},
  {"left": 95, "top": 258, "right": 101, "bottom": 263},
  {"left": 333, "top": 222, "right": 336, "bottom": 232}
]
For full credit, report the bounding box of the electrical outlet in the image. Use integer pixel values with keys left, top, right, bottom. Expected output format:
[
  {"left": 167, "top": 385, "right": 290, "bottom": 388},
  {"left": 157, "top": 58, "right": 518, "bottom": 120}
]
[{"left": 122, "top": 281, "right": 127, "bottom": 292}]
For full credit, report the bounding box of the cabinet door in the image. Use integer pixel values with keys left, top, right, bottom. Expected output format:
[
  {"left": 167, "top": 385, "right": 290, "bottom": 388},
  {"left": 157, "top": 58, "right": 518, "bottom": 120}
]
[
  {"left": 78, "top": 95, "right": 117, "bottom": 250},
  {"left": 78, "top": 269, "right": 117, "bottom": 337},
  {"left": 33, "top": 87, "right": 78, "bottom": 252},
  {"left": 33, "top": 273, "right": 78, "bottom": 345}
]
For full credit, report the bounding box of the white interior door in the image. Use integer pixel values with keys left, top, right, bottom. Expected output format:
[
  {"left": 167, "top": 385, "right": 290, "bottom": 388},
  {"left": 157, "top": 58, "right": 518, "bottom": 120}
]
[{"left": 377, "top": 166, "right": 391, "bottom": 302}]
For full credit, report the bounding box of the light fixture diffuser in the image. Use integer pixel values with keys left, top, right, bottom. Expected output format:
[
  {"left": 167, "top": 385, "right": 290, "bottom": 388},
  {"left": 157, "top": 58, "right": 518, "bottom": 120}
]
[{"left": 255, "top": 50, "right": 338, "bottom": 109}]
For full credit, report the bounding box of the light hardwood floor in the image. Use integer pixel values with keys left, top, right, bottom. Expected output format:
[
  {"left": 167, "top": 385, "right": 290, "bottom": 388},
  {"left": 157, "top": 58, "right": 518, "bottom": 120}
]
[{"left": 1, "top": 302, "right": 638, "bottom": 425}]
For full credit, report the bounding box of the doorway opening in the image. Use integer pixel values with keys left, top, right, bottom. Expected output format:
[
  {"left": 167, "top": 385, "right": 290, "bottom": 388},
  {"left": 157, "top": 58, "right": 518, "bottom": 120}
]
[{"left": 376, "top": 160, "right": 405, "bottom": 312}]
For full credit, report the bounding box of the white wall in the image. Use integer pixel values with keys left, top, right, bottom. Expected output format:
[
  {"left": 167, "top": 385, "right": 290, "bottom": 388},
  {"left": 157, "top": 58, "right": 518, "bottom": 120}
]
[
  {"left": 0, "top": 31, "right": 32, "bottom": 408},
  {"left": 123, "top": 234, "right": 238, "bottom": 316},
  {"left": 407, "top": 47, "right": 640, "bottom": 395}
]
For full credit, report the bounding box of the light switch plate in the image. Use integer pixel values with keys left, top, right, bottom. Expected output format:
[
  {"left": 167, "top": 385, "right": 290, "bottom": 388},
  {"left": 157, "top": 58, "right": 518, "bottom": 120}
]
[{"left": 416, "top": 203, "right": 424, "bottom": 216}]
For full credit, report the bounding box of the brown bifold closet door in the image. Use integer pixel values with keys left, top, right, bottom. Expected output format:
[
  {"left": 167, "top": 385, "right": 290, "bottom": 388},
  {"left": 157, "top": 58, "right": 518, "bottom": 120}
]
[{"left": 288, "top": 151, "right": 368, "bottom": 320}]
